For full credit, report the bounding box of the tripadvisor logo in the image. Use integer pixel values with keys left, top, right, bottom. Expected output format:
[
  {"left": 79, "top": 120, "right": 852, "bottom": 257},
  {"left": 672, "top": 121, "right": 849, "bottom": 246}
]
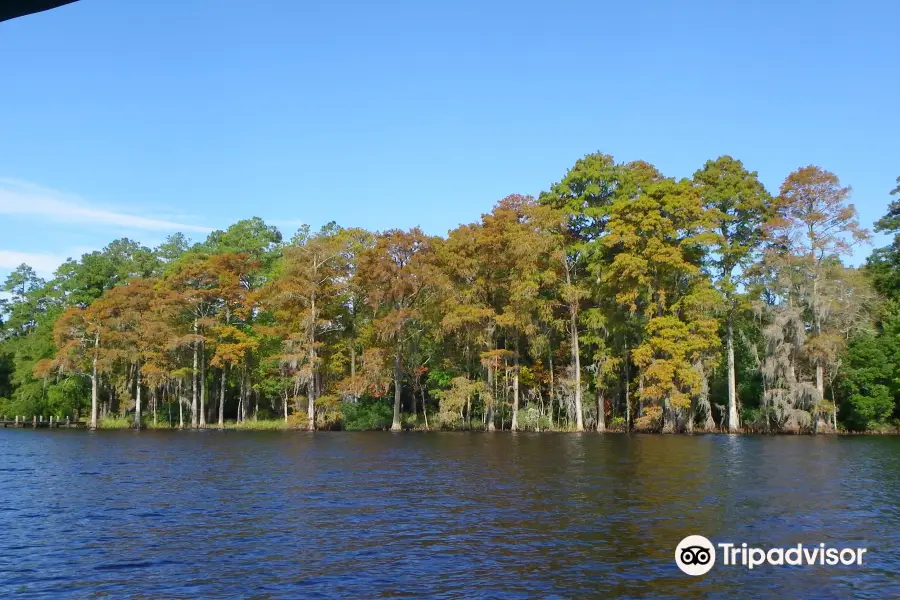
[
  {"left": 676, "top": 535, "right": 716, "bottom": 576},
  {"left": 675, "top": 535, "right": 868, "bottom": 576}
]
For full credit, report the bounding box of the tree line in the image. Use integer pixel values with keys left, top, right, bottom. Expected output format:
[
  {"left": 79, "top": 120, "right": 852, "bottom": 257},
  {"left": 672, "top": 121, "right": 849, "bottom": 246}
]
[{"left": 1, "top": 153, "right": 898, "bottom": 433}]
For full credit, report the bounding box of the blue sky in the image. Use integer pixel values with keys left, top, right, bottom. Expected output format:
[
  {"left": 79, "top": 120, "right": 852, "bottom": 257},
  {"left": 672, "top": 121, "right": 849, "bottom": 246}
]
[{"left": 0, "top": 0, "right": 898, "bottom": 280}]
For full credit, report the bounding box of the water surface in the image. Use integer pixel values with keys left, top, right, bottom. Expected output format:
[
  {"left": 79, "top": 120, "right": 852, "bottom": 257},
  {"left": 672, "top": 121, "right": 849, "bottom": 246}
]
[{"left": 1, "top": 431, "right": 897, "bottom": 598}]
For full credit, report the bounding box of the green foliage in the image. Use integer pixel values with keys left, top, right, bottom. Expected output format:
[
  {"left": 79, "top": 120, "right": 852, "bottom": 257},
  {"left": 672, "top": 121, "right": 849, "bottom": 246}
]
[
  {"left": 202, "top": 217, "right": 283, "bottom": 272},
  {"left": 155, "top": 233, "right": 192, "bottom": 266},
  {"left": 837, "top": 322, "right": 900, "bottom": 431},
  {"left": 340, "top": 398, "right": 394, "bottom": 430},
  {"left": 2, "top": 264, "right": 48, "bottom": 334},
  {"left": 55, "top": 238, "right": 160, "bottom": 307},
  {"left": 740, "top": 407, "right": 765, "bottom": 432},
  {"left": 539, "top": 152, "right": 618, "bottom": 243},
  {"left": 708, "top": 313, "right": 764, "bottom": 406},
  {"left": 426, "top": 369, "right": 453, "bottom": 392},
  {"left": 97, "top": 416, "right": 132, "bottom": 429},
  {"left": 693, "top": 156, "right": 771, "bottom": 292},
  {"left": 833, "top": 178, "right": 900, "bottom": 430},
  {"left": 516, "top": 406, "right": 550, "bottom": 431},
  {"left": 224, "top": 419, "right": 289, "bottom": 431},
  {"left": 844, "top": 390, "right": 894, "bottom": 432},
  {"left": 0, "top": 346, "right": 13, "bottom": 400},
  {"left": 867, "top": 177, "right": 900, "bottom": 297}
]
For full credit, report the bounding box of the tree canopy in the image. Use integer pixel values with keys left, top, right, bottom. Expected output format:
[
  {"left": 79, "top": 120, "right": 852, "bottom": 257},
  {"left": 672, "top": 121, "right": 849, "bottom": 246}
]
[{"left": 1, "top": 156, "right": 895, "bottom": 434}]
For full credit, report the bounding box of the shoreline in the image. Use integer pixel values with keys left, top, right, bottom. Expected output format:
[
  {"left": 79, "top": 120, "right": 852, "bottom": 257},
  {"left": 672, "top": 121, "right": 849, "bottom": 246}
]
[{"left": 5, "top": 420, "right": 897, "bottom": 436}]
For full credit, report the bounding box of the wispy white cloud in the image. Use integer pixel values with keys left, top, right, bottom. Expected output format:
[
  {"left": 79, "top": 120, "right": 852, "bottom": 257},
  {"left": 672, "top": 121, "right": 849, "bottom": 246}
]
[
  {"left": 0, "top": 178, "right": 212, "bottom": 233},
  {"left": 0, "top": 250, "right": 70, "bottom": 277}
]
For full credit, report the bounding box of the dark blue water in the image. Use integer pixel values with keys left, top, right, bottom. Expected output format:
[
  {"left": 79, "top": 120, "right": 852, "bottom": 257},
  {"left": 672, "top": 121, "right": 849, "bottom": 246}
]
[{"left": 0, "top": 431, "right": 897, "bottom": 598}]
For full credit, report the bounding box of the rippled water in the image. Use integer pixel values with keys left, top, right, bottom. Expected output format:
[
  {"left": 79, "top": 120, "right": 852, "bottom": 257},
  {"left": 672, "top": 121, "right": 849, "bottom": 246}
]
[{"left": 1, "top": 431, "right": 898, "bottom": 598}]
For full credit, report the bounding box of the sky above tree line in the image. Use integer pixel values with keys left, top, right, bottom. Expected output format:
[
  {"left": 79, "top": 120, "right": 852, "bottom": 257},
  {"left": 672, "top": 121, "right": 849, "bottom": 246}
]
[{"left": 0, "top": 0, "right": 898, "bottom": 281}]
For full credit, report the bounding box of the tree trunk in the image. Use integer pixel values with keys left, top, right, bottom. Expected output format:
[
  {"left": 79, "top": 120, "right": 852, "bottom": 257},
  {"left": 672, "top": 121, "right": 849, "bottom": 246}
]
[
  {"left": 391, "top": 349, "right": 403, "bottom": 431},
  {"left": 565, "top": 261, "right": 584, "bottom": 432},
  {"left": 308, "top": 294, "right": 318, "bottom": 430},
  {"left": 178, "top": 379, "right": 184, "bottom": 429},
  {"left": 90, "top": 334, "right": 99, "bottom": 429},
  {"left": 307, "top": 369, "right": 316, "bottom": 432},
  {"left": 816, "top": 364, "right": 824, "bottom": 398},
  {"left": 813, "top": 265, "right": 825, "bottom": 399},
  {"left": 624, "top": 338, "right": 631, "bottom": 431},
  {"left": 218, "top": 365, "right": 226, "bottom": 429},
  {"left": 420, "top": 388, "right": 429, "bottom": 430},
  {"left": 207, "top": 397, "right": 215, "bottom": 424},
  {"left": 486, "top": 364, "right": 496, "bottom": 431},
  {"left": 726, "top": 318, "right": 739, "bottom": 432},
  {"left": 832, "top": 383, "right": 838, "bottom": 431},
  {"left": 638, "top": 374, "right": 644, "bottom": 419},
  {"left": 191, "top": 324, "right": 199, "bottom": 428},
  {"left": 511, "top": 340, "right": 520, "bottom": 431},
  {"left": 350, "top": 344, "right": 357, "bottom": 401},
  {"left": 596, "top": 389, "right": 605, "bottom": 432},
  {"left": 662, "top": 399, "right": 676, "bottom": 433},
  {"left": 237, "top": 369, "right": 244, "bottom": 424},
  {"left": 571, "top": 315, "right": 583, "bottom": 431},
  {"left": 548, "top": 351, "right": 554, "bottom": 429},
  {"left": 199, "top": 340, "right": 207, "bottom": 427},
  {"left": 511, "top": 369, "right": 520, "bottom": 431},
  {"left": 813, "top": 362, "right": 825, "bottom": 434},
  {"left": 466, "top": 393, "right": 471, "bottom": 429},
  {"left": 134, "top": 361, "right": 142, "bottom": 429},
  {"left": 241, "top": 365, "right": 250, "bottom": 423}
]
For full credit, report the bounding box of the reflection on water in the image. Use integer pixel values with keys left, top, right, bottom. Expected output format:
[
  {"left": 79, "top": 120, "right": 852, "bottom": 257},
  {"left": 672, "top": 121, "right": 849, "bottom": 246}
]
[{"left": 0, "top": 431, "right": 896, "bottom": 599}]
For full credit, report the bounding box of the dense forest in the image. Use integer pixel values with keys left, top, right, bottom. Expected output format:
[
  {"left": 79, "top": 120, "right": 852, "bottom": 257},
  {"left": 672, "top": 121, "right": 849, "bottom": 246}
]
[{"left": 2, "top": 153, "right": 899, "bottom": 433}]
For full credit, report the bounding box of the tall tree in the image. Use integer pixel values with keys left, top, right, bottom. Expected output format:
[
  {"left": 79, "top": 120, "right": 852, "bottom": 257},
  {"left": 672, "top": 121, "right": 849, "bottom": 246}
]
[
  {"left": 2, "top": 265, "right": 49, "bottom": 336},
  {"left": 867, "top": 176, "right": 900, "bottom": 296},
  {"left": 693, "top": 156, "right": 771, "bottom": 432},
  {"left": 52, "top": 306, "right": 104, "bottom": 427},
  {"left": 603, "top": 177, "right": 720, "bottom": 432},
  {"left": 205, "top": 253, "right": 259, "bottom": 428},
  {"left": 261, "top": 227, "right": 349, "bottom": 429},
  {"left": 91, "top": 279, "right": 160, "bottom": 428},
  {"left": 164, "top": 257, "right": 224, "bottom": 427},
  {"left": 773, "top": 166, "right": 870, "bottom": 399},
  {"left": 539, "top": 153, "right": 623, "bottom": 430},
  {"left": 439, "top": 223, "right": 496, "bottom": 428},
  {"left": 357, "top": 228, "right": 440, "bottom": 431}
]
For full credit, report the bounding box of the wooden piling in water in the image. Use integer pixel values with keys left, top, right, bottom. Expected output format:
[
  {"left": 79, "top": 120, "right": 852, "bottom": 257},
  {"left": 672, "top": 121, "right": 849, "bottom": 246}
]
[{"left": 0, "top": 416, "right": 87, "bottom": 429}]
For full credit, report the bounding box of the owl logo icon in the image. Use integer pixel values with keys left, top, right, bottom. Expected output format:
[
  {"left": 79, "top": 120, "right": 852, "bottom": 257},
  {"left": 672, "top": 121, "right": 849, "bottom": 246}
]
[{"left": 675, "top": 535, "right": 716, "bottom": 576}]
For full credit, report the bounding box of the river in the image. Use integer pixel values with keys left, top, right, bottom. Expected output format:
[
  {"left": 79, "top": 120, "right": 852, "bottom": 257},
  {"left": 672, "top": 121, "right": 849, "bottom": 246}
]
[{"left": 0, "top": 431, "right": 897, "bottom": 598}]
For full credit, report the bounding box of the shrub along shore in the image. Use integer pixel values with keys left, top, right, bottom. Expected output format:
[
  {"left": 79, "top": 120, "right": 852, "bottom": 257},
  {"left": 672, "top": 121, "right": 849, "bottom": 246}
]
[{"left": 3, "top": 155, "right": 900, "bottom": 435}]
